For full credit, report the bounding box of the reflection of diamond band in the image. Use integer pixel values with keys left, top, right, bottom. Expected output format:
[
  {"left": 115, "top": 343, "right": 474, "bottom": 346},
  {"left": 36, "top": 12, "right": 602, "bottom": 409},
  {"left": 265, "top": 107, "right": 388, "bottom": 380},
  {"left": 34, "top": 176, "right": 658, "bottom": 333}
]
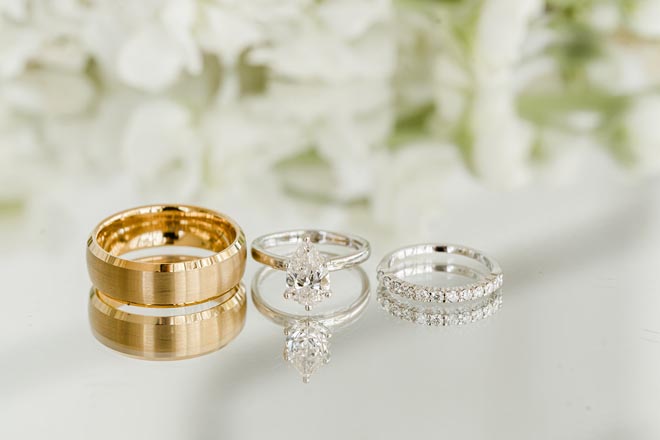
[
  {"left": 251, "top": 266, "right": 370, "bottom": 383},
  {"left": 251, "top": 230, "right": 370, "bottom": 309},
  {"left": 378, "top": 286, "right": 503, "bottom": 326},
  {"left": 377, "top": 244, "right": 503, "bottom": 304}
]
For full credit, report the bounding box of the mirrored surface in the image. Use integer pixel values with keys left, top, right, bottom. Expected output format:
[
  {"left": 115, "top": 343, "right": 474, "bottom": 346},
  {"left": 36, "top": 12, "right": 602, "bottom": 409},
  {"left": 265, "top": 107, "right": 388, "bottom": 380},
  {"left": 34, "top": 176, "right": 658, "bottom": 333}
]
[{"left": 1, "top": 172, "right": 659, "bottom": 439}]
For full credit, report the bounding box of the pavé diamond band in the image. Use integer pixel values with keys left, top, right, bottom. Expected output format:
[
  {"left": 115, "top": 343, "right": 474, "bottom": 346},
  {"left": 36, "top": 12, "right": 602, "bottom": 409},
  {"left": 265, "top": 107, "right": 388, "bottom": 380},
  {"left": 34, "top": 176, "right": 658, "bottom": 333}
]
[
  {"left": 251, "top": 230, "right": 370, "bottom": 309},
  {"left": 377, "top": 243, "right": 503, "bottom": 304},
  {"left": 251, "top": 266, "right": 370, "bottom": 383}
]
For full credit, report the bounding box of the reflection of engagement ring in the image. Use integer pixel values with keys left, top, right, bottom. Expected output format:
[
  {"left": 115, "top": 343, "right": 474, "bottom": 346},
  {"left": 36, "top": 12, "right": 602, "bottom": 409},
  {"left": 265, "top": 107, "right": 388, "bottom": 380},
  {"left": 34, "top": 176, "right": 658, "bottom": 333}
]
[
  {"left": 377, "top": 244, "right": 503, "bottom": 304},
  {"left": 251, "top": 266, "right": 370, "bottom": 383},
  {"left": 251, "top": 230, "right": 370, "bottom": 310}
]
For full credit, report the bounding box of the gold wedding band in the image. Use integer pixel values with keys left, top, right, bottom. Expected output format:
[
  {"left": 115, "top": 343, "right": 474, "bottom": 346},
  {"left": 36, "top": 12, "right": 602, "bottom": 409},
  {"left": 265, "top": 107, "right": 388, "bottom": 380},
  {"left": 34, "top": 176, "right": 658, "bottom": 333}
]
[
  {"left": 89, "top": 284, "right": 247, "bottom": 360},
  {"left": 86, "top": 205, "right": 246, "bottom": 306}
]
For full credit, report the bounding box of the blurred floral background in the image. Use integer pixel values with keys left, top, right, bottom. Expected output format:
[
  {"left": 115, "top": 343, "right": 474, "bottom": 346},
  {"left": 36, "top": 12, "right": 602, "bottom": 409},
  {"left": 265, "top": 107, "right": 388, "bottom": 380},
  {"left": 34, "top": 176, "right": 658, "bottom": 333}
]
[{"left": 1, "top": 0, "right": 659, "bottom": 232}]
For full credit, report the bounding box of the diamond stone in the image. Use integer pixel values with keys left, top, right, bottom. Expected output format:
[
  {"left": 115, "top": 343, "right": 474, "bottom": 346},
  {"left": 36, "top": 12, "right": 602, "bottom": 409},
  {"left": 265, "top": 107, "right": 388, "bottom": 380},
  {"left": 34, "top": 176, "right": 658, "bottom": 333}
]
[
  {"left": 446, "top": 289, "right": 459, "bottom": 303},
  {"left": 285, "top": 237, "right": 331, "bottom": 310},
  {"left": 284, "top": 320, "right": 331, "bottom": 383},
  {"left": 430, "top": 313, "right": 443, "bottom": 326},
  {"left": 417, "top": 288, "right": 431, "bottom": 302},
  {"left": 414, "top": 310, "right": 429, "bottom": 325}
]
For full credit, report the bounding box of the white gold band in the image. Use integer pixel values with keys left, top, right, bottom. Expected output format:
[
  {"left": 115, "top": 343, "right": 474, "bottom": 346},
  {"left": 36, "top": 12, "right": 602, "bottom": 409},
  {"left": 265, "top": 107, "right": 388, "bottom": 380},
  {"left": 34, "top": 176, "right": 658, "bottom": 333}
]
[{"left": 377, "top": 243, "right": 503, "bottom": 303}]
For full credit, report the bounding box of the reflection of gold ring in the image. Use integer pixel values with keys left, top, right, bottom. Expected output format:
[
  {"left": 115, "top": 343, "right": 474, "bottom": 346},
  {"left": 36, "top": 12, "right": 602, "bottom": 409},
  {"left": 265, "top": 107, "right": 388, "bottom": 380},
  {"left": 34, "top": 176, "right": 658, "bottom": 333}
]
[
  {"left": 89, "top": 284, "right": 246, "bottom": 360},
  {"left": 86, "top": 205, "right": 246, "bottom": 306}
]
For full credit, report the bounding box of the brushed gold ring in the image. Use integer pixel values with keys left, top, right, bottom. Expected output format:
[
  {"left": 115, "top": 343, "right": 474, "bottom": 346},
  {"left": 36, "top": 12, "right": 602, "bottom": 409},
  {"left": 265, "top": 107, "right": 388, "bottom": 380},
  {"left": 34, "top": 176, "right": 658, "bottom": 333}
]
[
  {"left": 89, "top": 284, "right": 247, "bottom": 360},
  {"left": 86, "top": 205, "right": 246, "bottom": 306}
]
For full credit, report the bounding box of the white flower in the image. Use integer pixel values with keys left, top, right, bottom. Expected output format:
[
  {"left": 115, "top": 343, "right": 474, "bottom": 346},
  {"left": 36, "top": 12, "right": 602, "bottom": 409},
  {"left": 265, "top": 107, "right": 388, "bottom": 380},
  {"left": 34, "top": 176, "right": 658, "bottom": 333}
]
[
  {"left": 432, "top": 53, "right": 470, "bottom": 123},
  {"left": 117, "top": 23, "right": 191, "bottom": 92},
  {"left": 0, "top": 102, "right": 42, "bottom": 203},
  {"left": 200, "top": 96, "right": 306, "bottom": 187},
  {"left": 394, "top": 7, "right": 438, "bottom": 115},
  {"left": 84, "top": 0, "right": 200, "bottom": 92},
  {"left": 0, "top": 0, "right": 28, "bottom": 21},
  {"left": 587, "top": 36, "right": 660, "bottom": 94},
  {"left": 0, "top": 22, "right": 42, "bottom": 79},
  {"left": 196, "top": 4, "right": 262, "bottom": 66},
  {"left": 120, "top": 99, "right": 203, "bottom": 198},
  {"left": 428, "top": 0, "right": 542, "bottom": 188},
  {"left": 316, "top": 0, "right": 390, "bottom": 40},
  {"left": 473, "top": 0, "right": 543, "bottom": 84},
  {"left": 629, "top": 0, "right": 660, "bottom": 38},
  {"left": 248, "top": 0, "right": 394, "bottom": 81},
  {"left": 0, "top": 1, "right": 89, "bottom": 78},
  {"left": 585, "top": 2, "right": 622, "bottom": 32},
  {"left": 371, "top": 141, "right": 485, "bottom": 233},
  {"left": 203, "top": 79, "right": 392, "bottom": 201},
  {"left": 470, "top": 86, "right": 534, "bottom": 188},
  {"left": 1, "top": 70, "right": 94, "bottom": 115}
]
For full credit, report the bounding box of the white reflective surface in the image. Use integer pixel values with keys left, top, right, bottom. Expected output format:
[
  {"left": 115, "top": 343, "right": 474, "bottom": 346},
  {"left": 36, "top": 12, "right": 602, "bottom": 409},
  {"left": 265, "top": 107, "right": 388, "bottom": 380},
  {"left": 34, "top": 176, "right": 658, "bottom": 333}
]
[{"left": 1, "top": 171, "right": 659, "bottom": 440}]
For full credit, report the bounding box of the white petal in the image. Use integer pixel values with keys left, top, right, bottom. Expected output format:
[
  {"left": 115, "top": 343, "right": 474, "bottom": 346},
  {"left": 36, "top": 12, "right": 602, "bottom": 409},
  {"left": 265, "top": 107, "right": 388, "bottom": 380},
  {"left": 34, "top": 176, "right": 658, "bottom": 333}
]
[
  {"left": 0, "top": 24, "right": 41, "bottom": 78},
  {"left": 629, "top": 0, "right": 660, "bottom": 38},
  {"left": 474, "top": 0, "right": 543, "bottom": 83},
  {"left": 117, "top": 24, "right": 184, "bottom": 92},
  {"left": 624, "top": 94, "right": 660, "bottom": 176},
  {"left": 161, "top": 0, "right": 202, "bottom": 74},
  {"left": 121, "top": 99, "right": 202, "bottom": 197},
  {"left": 470, "top": 86, "right": 533, "bottom": 188},
  {"left": 2, "top": 70, "right": 94, "bottom": 115},
  {"left": 317, "top": 0, "right": 391, "bottom": 39},
  {"left": 197, "top": 5, "right": 262, "bottom": 65}
]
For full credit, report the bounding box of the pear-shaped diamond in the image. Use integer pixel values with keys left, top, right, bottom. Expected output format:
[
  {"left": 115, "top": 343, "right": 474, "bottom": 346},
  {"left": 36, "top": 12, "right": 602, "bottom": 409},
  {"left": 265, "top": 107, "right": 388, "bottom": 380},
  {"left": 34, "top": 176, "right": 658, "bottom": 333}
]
[
  {"left": 283, "top": 320, "right": 331, "bottom": 383},
  {"left": 284, "top": 237, "right": 331, "bottom": 309}
]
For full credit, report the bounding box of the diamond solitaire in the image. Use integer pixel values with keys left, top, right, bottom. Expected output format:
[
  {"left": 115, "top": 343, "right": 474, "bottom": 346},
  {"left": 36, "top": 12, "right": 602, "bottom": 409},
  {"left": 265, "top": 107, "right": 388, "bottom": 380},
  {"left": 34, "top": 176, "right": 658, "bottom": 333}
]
[
  {"left": 251, "top": 229, "right": 370, "bottom": 309},
  {"left": 284, "top": 320, "right": 331, "bottom": 383},
  {"left": 284, "top": 237, "right": 331, "bottom": 310}
]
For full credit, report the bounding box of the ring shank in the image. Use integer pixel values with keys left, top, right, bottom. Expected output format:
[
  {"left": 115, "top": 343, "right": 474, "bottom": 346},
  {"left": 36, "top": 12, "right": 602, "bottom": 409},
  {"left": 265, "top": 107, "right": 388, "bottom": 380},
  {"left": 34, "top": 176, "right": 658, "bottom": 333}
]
[
  {"left": 381, "top": 244, "right": 501, "bottom": 274},
  {"left": 377, "top": 243, "right": 503, "bottom": 304},
  {"left": 251, "top": 230, "right": 370, "bottom": 271}
]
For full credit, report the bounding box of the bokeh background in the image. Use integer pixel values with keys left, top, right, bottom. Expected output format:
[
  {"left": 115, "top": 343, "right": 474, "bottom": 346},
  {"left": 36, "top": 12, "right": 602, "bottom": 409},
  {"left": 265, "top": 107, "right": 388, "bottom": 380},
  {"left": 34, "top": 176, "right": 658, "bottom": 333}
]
[{"left": 1, "top": 1, "right": 659, "bottom": 439}]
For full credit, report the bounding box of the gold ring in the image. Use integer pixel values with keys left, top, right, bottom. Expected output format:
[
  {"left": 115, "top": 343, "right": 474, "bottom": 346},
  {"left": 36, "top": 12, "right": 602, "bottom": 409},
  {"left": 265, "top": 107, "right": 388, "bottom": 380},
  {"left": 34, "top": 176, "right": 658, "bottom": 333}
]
[
  {"left": 86, "top": 204, "right": 246, "bottom": 306},
  {"left": 88, "top": 284, "right": 247, "bottom": 360}
]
